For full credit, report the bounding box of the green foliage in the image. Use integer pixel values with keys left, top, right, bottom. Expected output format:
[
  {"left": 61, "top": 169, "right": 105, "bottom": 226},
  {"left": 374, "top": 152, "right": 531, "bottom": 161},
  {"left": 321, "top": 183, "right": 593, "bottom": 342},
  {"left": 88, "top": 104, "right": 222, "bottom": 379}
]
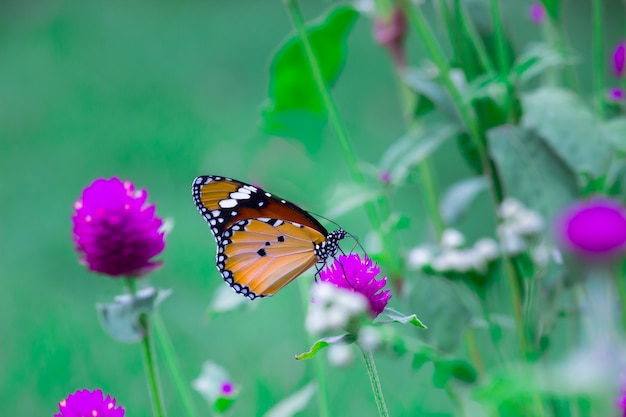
[{"left": 261, "top": 5, "right": 358, "bottom": 152}]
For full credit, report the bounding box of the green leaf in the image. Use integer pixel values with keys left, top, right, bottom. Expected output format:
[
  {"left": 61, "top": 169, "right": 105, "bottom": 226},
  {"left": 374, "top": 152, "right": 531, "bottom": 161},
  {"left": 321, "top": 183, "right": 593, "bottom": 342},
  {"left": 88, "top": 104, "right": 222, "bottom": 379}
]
[
  {"left": 324, "top": 183, "right": 382, "bottom": 219},
  {"left": 295, "top": 334, "right": 356, "bottom": 360},
  {"left": 261, "top": 5, "right": 358, "bottom": 151},
  {"left": 488, "top": 125, "right": 579, "bottom": 219},
  {"left": 379, "top": 307, "right": 427, "bottom": 328},
  {"left": 380, "top": 119, "right": 460, "bottom": 184},
  {"left": 96, "top": 287, "right": 171, "bottom": 343},
  {"left": 264, "top": 382, "right": 317, "bottom": 417},
  {"left": 511, "top": 44, "right": 567, "bottom": 83},
  {"left": 433, "top": 359, "right": 477, "bottom": 388},
  {"left": 540, "top": 0, "right": 561, "bottom": 21},
  {"left": 602, "top": 117, "right": 626, "bottom": 153},
  {"left": 440, "top": 176, "right": 489, "bottom": 223},
  {"left": 521, "top": 87, "right": 612, "bottom": 178},
  {"left": 402, "top": 68, "right": 463, "bottom": 126}
]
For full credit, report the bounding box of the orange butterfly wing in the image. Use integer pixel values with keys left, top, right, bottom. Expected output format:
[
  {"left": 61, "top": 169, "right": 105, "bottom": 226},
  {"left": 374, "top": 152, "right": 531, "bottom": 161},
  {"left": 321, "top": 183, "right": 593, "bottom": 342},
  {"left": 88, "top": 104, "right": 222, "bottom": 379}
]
[{"left": 192, "top": 175, "right": 346, "bottom": 299}]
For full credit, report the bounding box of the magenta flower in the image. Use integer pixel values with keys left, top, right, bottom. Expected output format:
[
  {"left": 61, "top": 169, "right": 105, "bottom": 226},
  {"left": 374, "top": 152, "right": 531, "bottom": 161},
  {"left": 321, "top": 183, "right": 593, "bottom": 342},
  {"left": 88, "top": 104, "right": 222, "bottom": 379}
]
[
  {"left": 55, "top": 389, "right": 124, "bottom": 417},
  {"left": 556, "top": 198, "right": 626, "bottom": 259},
  {"left": 529, "top": 2, "right": 546, "bottom": 25},
  {"left": 72, "top": 177, "right": 165, "bottom": 278},
  {"left": 379, "top": 170, "right": 392, "bottom": 184},
  {"left": 220, "top": 381, "right": 235, "bottom": 396},
  {"left": 608, "top": 87, "right": 625, "bottom": 101},
  {"left": 618, "top": 386, "right": 626, "bottom": 416},
  {"left": 373, "top": 7, "right": 407, "bottom": 68},
  {"left": 614, "top": 41, "right": 626, "bottom": 78},
  {"left": 320, "top": 254, "right": 391, "bottom": 317}
]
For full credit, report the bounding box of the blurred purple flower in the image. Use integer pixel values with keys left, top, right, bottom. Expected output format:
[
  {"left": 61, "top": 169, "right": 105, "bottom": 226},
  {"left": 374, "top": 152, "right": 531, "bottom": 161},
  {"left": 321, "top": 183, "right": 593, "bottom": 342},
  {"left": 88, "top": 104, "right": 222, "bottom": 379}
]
[
  {"left": 55, "top": 389, "right": 124, "bottom": 417},
  {"left": 618, "top": 386, "right": 626, "bottom": 417},
  {"left": 556, "top": 198, "right": 626, "bottom": 259},
  {"left": 320, "top": 254, "right": 391, "bottom": 317},
  {"left": 608, "top": 87, "right": 625, "bottom": 101},
  {"left": 529, "top": 2, "right": 546, "bottom": 25},
  {"left": 614, "top": 41, "right": 626, "bottom": 78},
  {"left": 220, "top": 381, "right": 235, "bottom": 396},
  {"left": 379, "top": 170, "right": 392, "bottom": 184},
  {"left": 72, "top": 177, "right": 165, "bottom": 278},
  {"left": 374, "top": 7, "right": 407, "bottom": 68}
]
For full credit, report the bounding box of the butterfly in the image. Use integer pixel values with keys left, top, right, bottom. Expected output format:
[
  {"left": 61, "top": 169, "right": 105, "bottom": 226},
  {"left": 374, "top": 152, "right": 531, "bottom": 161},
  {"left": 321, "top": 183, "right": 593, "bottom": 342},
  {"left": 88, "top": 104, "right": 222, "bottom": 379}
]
[{"left": 192, "top": 175, "right": 346, "bottom": 300}]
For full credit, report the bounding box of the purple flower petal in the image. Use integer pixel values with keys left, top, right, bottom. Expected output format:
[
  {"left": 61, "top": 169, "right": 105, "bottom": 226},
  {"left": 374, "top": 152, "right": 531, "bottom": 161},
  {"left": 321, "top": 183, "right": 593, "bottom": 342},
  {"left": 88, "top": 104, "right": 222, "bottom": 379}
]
[
  {"left": 614, "top": 41, "right": 626, "bottom": 78},
  {"left": 320, "top": 254, "right": 391, "bottom": 317},
  {"left": 556, "top": 198, "right": 626, "bottom": 259},
  {"left": 54, "top": 389, "right": 125, "bottom": 417},
  {"left": 529, "top": 2, "right": 546, "bottom": 25},
  {"left": 72, "top": 178, "right": 166, "bottom": 278},
  {"left": 608, "top": 87, "right": 625, "bottom": 101}
]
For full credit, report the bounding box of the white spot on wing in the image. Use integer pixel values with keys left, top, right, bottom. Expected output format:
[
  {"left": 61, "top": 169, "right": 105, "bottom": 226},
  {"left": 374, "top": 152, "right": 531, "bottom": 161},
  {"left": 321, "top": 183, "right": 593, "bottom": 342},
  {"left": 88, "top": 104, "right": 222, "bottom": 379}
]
[
  {"left": 230, "top": 192, "right": 251, "bottom": 200},
  {"left": 219, "top": 199, "right": 238, "bottom": 209}
]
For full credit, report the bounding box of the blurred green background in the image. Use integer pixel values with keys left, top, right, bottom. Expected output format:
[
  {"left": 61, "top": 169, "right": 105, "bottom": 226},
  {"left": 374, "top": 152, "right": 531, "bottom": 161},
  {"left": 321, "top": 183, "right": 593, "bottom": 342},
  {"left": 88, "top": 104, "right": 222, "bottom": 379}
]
[{"left": 1, "top": 0, "right": 624, "bottom": 415}]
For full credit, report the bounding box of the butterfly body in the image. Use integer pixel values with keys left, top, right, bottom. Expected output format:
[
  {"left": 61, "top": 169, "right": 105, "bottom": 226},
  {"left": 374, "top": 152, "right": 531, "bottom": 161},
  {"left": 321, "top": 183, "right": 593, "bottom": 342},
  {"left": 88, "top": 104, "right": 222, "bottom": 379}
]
[{"left": 192, "top": 175, "right": 345, "bottom": 299}]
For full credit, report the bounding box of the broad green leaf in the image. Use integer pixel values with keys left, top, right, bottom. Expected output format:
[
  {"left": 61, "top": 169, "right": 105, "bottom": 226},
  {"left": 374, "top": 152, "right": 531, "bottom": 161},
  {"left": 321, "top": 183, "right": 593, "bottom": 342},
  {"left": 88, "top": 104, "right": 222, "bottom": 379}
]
[
  {"left": 521, "top": 87, "right": 612, "bottom": 177},
  {"left": 324, "top": 183, "right": 382, "bottom": 219},
  {"left": 488, "top": 125, "right": 578, "bottom": 219},
  {"left": 602, "top": 117, "right": 626, "bottom": 152},
  {"left": 380, "top": 121, "right": 460, "bottom": 185},
  {"left": 295, "top": 334, "right": 356, "bottom": 360},
  {"left": 465, "top": 73, "right": 507, "bottom": 103},
  {"left": 261, "top": 6, "right": 358, "bottom": 151},
  {"left": 511, "top": 43, "right": 568, "bottom": 83},
  {"left": 96, "top": 287, "right": 171, "bottom": 343},
  {"left": 440, "top": 176, "right": 489, "bottom": 223},
  {"left": 264, "top": 382, "right": 317, "bottom": 417},
  {"left": 402, "top": 68, "right": 462, "bottom": 126},
  {"left": 379, "top": 307, "right": 427, "bottom": 328}
]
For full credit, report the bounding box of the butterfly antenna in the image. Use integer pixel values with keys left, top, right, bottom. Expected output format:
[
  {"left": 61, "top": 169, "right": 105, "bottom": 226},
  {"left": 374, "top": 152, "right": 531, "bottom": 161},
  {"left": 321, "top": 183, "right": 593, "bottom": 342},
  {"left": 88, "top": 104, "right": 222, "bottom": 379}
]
[{"left": 310, "top": 211, "right": 368, "bottom": 257}]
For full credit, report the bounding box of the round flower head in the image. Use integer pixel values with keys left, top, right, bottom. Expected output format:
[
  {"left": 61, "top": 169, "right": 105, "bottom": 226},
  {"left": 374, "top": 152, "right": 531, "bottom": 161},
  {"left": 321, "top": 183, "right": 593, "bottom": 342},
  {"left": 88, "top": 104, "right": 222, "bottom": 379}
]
[
  {"left": 72, "top": 177, "right": 165, "bottom": 277},
  {"left": 55, "top": 389, "right": 124, "bottom": 417},
  {"left": 556, "top": 198, "right": 626, "bottom": 260},
  {"left": 319, "top": 254, "right": 391, "bottom": 317},
  {"left": 609, "top": 87, "right": 625, "bottom": 102}
]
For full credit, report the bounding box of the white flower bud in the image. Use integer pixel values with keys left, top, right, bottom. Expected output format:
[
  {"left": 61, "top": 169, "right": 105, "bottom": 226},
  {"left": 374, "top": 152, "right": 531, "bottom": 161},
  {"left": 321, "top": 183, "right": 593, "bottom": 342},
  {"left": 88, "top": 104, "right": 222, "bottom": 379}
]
[
  {"left": 473, "top": 238, "right": 499, "bottom": 260},
  {"left": 358, "top": 326, "right": 382, "bottom": 352},
  {"left": 407, "top": 247, "right": 432, "bottom": 270},
  {"left": 498, "top": 198, "right": 523, "bottom": 219},
  {"left": 516, "top": 210, "right": 544, "bottom": 236},
  {"left": 441, "top": 228, "right": 465, "bottom": 248},
  {"left": 327, "top": 344, "right": 354, "bottom": 367}
]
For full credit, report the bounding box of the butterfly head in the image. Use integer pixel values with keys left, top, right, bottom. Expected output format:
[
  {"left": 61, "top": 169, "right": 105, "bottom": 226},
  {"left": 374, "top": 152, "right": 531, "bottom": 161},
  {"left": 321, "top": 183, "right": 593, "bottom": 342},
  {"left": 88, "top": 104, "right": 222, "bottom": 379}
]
[{"left": 315, "top": 229, "right": 346, "bottom": 264}]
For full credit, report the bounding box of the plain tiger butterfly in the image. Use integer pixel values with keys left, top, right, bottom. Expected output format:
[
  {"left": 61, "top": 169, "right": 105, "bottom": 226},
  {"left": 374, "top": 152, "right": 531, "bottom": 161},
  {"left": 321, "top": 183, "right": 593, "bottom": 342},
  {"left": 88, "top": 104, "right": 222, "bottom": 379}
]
[{"left": 192, "top": 175, "right": 346, "bottom": 299}]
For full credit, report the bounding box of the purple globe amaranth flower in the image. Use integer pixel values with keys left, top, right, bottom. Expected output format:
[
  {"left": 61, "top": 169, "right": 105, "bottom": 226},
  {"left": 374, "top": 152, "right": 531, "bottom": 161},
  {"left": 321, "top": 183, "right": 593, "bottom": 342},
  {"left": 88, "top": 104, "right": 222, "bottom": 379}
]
[
  {"left": 608, "top": 87, "right": 625, "bottom": 101},
  {"left": 320, "top": 254, "right": 391, "bottom": 317},
  {"left": 220, "top": 381, "right": 235, "bottom": 396},
  {"left": 55, "top": 389, "right": 125, "bottom": 417},
  {"left": 614, "top": 41, "right": 626, "bottom": 78},
  {"left": 72, "top": 177, "right": 165, "bottom": 278},
  {"left": 618, "top": 386, "right": 626, "bottom": 417},
  {"left": 556, "top": 198, "right": 626, "bottom": 259},
  {"left": 529, "top": 2, "right": 547, "bottom": 25}
]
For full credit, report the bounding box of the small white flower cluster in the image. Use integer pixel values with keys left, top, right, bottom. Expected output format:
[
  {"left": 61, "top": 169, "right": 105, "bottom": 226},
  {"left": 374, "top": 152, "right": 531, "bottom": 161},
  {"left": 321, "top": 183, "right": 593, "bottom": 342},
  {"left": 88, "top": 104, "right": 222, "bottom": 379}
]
[
  {"left": 497, "top": 198, "right": 544, "bottom": 255},
  {"left": 407, "top": 228, "right": 499, "bottom": 274},
  {"left": 305, "top": 282, "right": 369, "bottom": 335}
]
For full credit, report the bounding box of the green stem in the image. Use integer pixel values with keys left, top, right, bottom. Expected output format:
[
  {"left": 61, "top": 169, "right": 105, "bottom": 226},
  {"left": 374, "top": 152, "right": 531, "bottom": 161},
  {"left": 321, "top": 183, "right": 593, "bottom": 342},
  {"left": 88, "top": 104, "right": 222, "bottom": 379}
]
[
  {"left": 418, "top": 158, "right": 445, "bottom": 239},
  {"left": 298, "top": 279, "right": 331, "bottom": 417},
  {"left": 125, "top": 280, "right": 167, "bottom": 417},
  {"left": 445, "top": 384, "right": 467, "bottom": 417},
  {"left": 488, "top": 0, "right": 513, "bottom": 119},
  {"left": 453, "top": 0, "right": 496, "bottom": 74},
  {"left": 153, "top": 314, "right": 200, "bottom": 417},
  {"left": 616, "top": 260, "right": 626, "bottom": 332},
  {"left": 592, "top": 0, "right": 605, "bottom": 119},
  {"left": 361, "top": 348, "right": 390, "bottom": 417}
]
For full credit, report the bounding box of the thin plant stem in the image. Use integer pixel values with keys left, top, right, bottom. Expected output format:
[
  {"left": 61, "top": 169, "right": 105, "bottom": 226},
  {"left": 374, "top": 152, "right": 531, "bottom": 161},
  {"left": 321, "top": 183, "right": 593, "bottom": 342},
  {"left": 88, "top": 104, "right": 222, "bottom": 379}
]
[
  {"left": 125, "top": 280, "right": 167, "bottom": 417},
  {"left": 488, "top": 0, "right": 513, "bottom": 119},
  {"left": 616, "top": 260, "right": 626, "bottom": 332},
  {"left": 592, "top": 0, "right": 605, "bottom": 119},
  {"left": 152, "top": 314, "right": 200, "bottom": 417},
  {"left": 464, "top": 330, "right": 484, "bottom": 376},
  {"left": 445, "top": 384, "right": 467, "bottom": 417},
  {"left": 298, "top": 279, "right": 331, "bottom": 417},
  {"left": 361, "top": 348, "right": 390, "bottom": 417},
  {"left": 418, "top": 158, "right": 445, "bottom": 239},
  {"left": 452, "top": 0, "right": 496, "bottom": 75}
]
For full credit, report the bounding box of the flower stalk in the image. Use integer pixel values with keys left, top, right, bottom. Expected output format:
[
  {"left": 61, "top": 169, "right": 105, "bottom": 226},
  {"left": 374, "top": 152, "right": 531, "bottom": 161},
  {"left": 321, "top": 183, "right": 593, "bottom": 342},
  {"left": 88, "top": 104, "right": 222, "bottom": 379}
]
[{"left": 361, "top": 348, "right": 389, "bottom": 417}]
